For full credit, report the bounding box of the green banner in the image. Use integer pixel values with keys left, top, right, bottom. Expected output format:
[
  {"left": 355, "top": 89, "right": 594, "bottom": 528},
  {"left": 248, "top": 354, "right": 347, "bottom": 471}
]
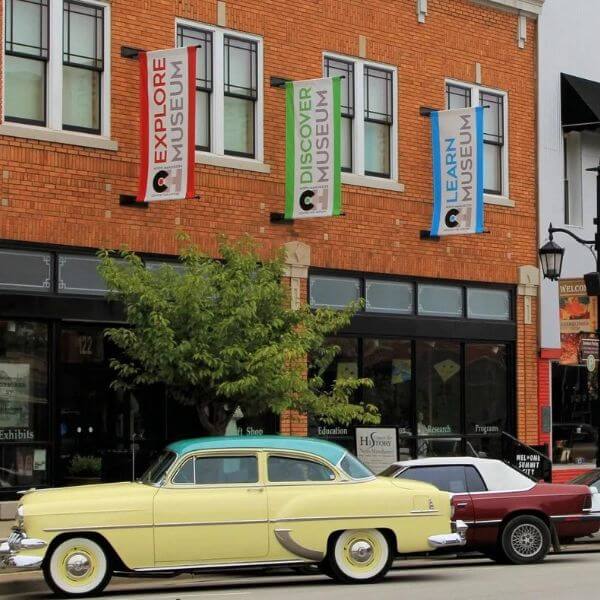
[{"left": 285, "top": 77, "right": 341, "bottom": 219}]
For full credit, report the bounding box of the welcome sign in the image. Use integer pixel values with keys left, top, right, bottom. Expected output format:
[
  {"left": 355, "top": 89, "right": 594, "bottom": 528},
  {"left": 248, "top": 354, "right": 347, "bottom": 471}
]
[
  {"left": 430, "top": 106, "right": 484, "bottom": 235},
  {"left": 137, "top": 46, "right": 196, "bottom": 203},
  {"left": 285, "top": 77, "right": 341, "bottom": 219}
]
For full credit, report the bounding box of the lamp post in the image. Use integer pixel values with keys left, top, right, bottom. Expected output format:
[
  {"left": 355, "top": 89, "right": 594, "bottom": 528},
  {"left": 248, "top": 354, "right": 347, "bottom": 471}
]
[{"left": 539, "top": 162, "right": 600, "bottom": 468}]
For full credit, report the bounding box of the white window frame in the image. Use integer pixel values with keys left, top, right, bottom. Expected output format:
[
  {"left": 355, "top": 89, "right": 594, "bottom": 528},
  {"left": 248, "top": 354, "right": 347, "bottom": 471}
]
[
  {"left": 445, "top": 78, "right": 511, "bottom": 206},
  {"left": 175, "top": 19, "right": 267, "bottom": 173},
  {"left": 323, "top": 51, "right": 403, "bottom": 193},
  {"left": 0, "top": 0, "right": 113, "bottom": 149}
]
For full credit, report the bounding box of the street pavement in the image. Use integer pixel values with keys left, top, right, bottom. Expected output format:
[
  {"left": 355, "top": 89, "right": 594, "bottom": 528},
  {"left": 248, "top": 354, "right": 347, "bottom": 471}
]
[{"left": 2, "top": 552, "right": 600, "bottom": 599}]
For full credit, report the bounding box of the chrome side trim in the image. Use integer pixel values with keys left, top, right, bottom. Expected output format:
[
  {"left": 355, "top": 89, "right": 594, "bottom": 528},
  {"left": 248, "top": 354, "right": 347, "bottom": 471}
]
[
  {"left": 155, "top": 519, "right": 269, "bottom": 528},
  {"left": 134, "top": 558, "right": 310, "bottom": 573},
  {"left": 44, "top": 524, "right": 152, "bottom": 533},
  {"left": 274, "top": 529, "right": 325, "bottom": 562},
  {"left": 410, "top": 509, "right": 438, "bottom": 514},
  {"left": 270, "top": 512, "right": 422, "bottom": 523},
  {"left": 550, "top": 514, "right": 600, "bottom": 521},
  {"left": 475, "top": 519, "right": 502, "bottom": 525}
]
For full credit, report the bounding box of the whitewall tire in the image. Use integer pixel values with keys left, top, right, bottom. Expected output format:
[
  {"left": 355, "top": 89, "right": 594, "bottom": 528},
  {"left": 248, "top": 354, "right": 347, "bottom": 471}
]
[
  {"left": 328, "top": 529, "right": 392, "bottom": 583},
  {"left": 43, "top": 536, "right": 112, "bottom": 597}
]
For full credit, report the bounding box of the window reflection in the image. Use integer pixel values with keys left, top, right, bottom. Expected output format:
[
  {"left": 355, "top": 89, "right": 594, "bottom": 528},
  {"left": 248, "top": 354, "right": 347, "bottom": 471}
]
[
  {"left": 363, "top": 339, "right": 411, "bottom": 433},
  {"left": 416, "top": 341, "right": 461, "bottom": 438},
  {"left": 0, "top": 320, "right": 49, "bottom": 487}
]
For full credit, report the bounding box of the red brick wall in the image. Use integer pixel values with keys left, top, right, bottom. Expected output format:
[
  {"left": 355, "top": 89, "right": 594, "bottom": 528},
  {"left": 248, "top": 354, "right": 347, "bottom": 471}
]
[{"left": 0, "top": 0, "right": 540, "bottom": 442}]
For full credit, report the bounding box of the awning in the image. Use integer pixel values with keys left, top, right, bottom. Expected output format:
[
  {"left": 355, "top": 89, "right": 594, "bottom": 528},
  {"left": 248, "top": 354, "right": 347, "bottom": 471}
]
[{"left": 561, "top": 73, "right": 600, "bottom": 132}]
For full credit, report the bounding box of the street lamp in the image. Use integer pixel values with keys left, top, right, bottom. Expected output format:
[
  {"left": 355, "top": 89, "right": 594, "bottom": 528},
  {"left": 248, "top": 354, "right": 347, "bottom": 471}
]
[
  {"left": 538, "top": 236, "right": 565, "bottom": 281},
  {"left": 539, "top": 162, "right": 600, "bottom": 468}
]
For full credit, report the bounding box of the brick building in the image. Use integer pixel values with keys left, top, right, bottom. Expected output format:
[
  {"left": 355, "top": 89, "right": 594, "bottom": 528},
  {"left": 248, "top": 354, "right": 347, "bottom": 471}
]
[{"left": 0, "top": 0, "right": 544, "bottom": 497}]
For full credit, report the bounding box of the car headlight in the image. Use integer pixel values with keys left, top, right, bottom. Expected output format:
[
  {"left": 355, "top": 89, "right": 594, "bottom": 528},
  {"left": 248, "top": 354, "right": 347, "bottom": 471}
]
[
  {"left": 450, "top": 501, "right": 456, "bottom": 519},
  {"left": 16, "top": 505, "right": 24, "bottom": 528}
]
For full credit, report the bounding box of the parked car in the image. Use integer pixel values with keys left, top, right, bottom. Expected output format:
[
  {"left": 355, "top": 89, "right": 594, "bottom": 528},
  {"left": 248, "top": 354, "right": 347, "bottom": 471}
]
[
  {"left": 570, "top": 469, "right": 600, "bottom": 512},
  {"left": 380, "top": 457, "right": 600, "bottom": 564},
  {"left": 1, "top": 436, "right": 466, "bottom": 596}
]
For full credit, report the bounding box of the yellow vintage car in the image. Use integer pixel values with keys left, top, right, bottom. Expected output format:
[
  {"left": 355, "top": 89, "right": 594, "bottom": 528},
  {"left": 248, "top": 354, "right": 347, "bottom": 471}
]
[{"left": 1, "top": 436, "right": 466, "bottom": 596}]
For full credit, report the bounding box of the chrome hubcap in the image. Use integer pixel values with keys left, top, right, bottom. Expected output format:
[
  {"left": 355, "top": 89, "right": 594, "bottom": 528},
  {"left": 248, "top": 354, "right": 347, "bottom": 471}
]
[
  {"left": 349, "top": 540, "right": 374, "bottom": 563},
  {"left": 511, "top": 524, "right": 543, "bottom": 558},
  {"left": 65, "top": 553, "right": 92, "bottom": 579}
]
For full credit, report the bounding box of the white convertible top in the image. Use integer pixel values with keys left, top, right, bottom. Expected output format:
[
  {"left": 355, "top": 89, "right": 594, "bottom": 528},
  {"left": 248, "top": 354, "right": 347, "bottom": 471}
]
[{"left": 391, "top": 457, "right": 536, "bottom": 492}]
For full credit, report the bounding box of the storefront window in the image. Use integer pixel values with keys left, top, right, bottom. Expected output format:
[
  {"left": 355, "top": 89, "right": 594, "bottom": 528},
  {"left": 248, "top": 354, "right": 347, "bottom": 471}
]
[
  {"left": 309, "top": 276, "right": 360, "bottom": 309},
  {"left": 465, "top": 343, "right": 508, "bottom": 435},
  {"left": 0, "top": 249, "right": 52, "bottom": 292},
  {"left": 416, "top": 341, "right": 461, "bottom": 437},
  {"left": 362, "top": 339, "right": 411, "bottom": 432},
  {"left": 0, "top": 320, "right": 49, "bottom": 487},
  {"left": 417, "top": 284, "right": 463, "bottom": 317},
  {"left": 467, "top": 288, "right": 510, "bottom": 320},
  {"left": 552, "top": 363, "right": 597, "bottom": 466},
  {"left": 58, "top": 254, "right": 107, "bottom": 295},
  {"left": 365, "top": 280, "right": 413, "bottom": 314}
]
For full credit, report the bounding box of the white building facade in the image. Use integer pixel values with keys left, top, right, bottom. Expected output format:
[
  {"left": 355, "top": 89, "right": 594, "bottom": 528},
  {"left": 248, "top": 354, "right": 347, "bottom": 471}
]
[{"left": 538, "top": 0, "right": 600, "bottom": 476}]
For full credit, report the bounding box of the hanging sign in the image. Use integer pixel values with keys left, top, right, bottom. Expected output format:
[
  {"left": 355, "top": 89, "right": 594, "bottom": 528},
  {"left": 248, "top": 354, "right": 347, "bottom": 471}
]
[
  {"left": 285, "top": 77, "right": 341, "bottom": 219},
  {"left": 430, "top": 107, "right": 484, "bottom": 235},
  {"left": 137, "top": 46, "right": 197, "bottom": 203}
]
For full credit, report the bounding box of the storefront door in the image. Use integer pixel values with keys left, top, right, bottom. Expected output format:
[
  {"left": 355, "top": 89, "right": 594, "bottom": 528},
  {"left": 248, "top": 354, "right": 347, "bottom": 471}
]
[{"left": 56, "top": 324, "right": 166, "bottom": 485}]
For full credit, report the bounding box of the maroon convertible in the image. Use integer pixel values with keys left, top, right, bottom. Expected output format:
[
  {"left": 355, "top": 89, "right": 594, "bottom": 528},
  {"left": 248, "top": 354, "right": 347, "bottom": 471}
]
[{"left": 381, "top": 457, "right": 600, "bottom": 564}]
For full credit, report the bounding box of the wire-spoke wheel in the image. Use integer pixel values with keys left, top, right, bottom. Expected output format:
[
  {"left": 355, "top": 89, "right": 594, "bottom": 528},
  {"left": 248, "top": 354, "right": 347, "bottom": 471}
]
[
  {"left": 327, "top": 529, "right": 392, "bottom": 584},
  {"left": 43, "top": 537, "right": 112, "bottom": 597},
  {"left": 501, "top": 515, "right": 550, "bottom": 565}
]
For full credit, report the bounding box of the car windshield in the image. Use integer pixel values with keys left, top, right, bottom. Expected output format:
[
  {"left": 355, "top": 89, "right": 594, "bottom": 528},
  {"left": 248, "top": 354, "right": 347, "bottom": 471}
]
[
  {"left": 139, "top": 451, "right": 177, "bottom": 485},
  {"left": 339, "top": 452, "right": 374, "bottom": 480}
]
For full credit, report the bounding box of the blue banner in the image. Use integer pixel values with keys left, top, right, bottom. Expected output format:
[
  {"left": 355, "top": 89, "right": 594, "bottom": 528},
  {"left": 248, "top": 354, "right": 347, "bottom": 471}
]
[{"left": 431, "top": 106, "right": 484, "bottom": 236}]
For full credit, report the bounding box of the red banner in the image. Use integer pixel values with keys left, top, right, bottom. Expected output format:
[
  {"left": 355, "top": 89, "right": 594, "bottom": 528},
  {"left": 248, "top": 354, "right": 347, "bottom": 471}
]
[{"left": 137, "top": 46, "right": 196, "bottom": 203}]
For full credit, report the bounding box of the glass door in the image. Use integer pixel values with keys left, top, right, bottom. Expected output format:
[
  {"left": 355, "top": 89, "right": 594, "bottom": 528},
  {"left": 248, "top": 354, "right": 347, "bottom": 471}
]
[{"left": 56, "top": 324, "right": 166, "bottom": 485}]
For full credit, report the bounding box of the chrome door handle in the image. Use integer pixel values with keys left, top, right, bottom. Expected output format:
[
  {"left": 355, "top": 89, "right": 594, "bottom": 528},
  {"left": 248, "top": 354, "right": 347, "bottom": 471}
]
[
  {"left": 456, "top": 502, "right": 468, "bottom": 508},
  {"left": 247, "top": 488, "right": 264, "bottom": 493}
]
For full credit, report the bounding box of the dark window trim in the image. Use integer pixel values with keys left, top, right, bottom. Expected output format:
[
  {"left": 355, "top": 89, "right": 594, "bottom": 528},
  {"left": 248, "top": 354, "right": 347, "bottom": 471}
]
[
  {"left": 176, "top": 24, "right": 213, "bottom": 152},
  {"left": 4, "top": 0, "right": 49, "bottom": 126},
  {"left": 62, "top": 1, "right": 104, "bottom": 135},
  {"left": 223, "top": 35, "right": 257, "bottom": 159},
  {"left": 324, "top": 56, "right": 355, "bottom": 172}
]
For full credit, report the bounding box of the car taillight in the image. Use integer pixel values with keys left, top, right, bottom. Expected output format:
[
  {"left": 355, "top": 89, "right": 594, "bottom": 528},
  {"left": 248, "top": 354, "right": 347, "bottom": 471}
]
[
  {"left": 451, "top": 500, "right": 456, "bottom": 519},
  {"left": 583, "top": 494, "right": 592, "bottom": 511}
]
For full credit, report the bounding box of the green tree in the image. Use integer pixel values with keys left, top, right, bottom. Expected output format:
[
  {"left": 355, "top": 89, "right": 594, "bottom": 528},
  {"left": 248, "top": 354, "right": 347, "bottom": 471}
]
[{"left": 98, "top": 237, "right": 378, "bottom": 435}]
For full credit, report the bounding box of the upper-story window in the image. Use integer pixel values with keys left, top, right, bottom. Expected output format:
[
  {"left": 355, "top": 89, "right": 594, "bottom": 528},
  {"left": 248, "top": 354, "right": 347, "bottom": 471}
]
[
  {"left": 3, "top": 0, "right": 109, "bottom": 136},
  {"left": 324, "top": 54, "right": 397, "bottom": 181},
  {"left": 177, "top": 22, "right": 261, "bottom": 160},
  {"left": 4, "top": 0, "right": 49, "bottom": 126},
  {"left": 446, "top": 81, "right": 508, "bottom": 198}
]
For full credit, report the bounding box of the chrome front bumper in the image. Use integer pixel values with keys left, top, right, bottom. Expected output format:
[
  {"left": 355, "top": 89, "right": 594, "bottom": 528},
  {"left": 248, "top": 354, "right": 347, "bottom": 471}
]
[
  {"left": 428, "top": 520, "right": 468, "bottom": 549},
  {"left": 0, "top": 528, "right": 45, "bottom": 570}
]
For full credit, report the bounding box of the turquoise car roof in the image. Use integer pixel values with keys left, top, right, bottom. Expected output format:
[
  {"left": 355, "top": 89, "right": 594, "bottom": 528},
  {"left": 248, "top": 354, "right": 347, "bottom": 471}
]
[{"left": 167, "top": 435, "right": 347, "bottom": 465}]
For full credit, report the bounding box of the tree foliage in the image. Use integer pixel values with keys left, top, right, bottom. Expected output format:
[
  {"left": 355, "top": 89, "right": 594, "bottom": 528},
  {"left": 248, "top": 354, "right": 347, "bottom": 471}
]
[{"left": 98, "top": 237, "right": 378, "bottom": 435}]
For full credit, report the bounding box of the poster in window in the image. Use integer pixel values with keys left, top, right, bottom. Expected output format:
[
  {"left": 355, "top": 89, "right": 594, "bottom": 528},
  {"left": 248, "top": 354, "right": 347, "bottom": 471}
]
[
  {"left": 33, "top": 449, "right": 46, "bottom": 472},
  {"left": 559, "top": 278, "right": 597, "bottom": 365},
  {"left": 0, "top": 364, "right": 30, "bottom": 428},
  {"left": 355, "top": 428, "right": 398, "bottom": 474}
]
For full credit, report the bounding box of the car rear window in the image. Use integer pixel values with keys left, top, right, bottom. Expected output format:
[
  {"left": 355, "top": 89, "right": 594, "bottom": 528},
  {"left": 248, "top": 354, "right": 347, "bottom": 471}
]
[{"left": 398, "top": 466, "right": 467, "bottom": 493}]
